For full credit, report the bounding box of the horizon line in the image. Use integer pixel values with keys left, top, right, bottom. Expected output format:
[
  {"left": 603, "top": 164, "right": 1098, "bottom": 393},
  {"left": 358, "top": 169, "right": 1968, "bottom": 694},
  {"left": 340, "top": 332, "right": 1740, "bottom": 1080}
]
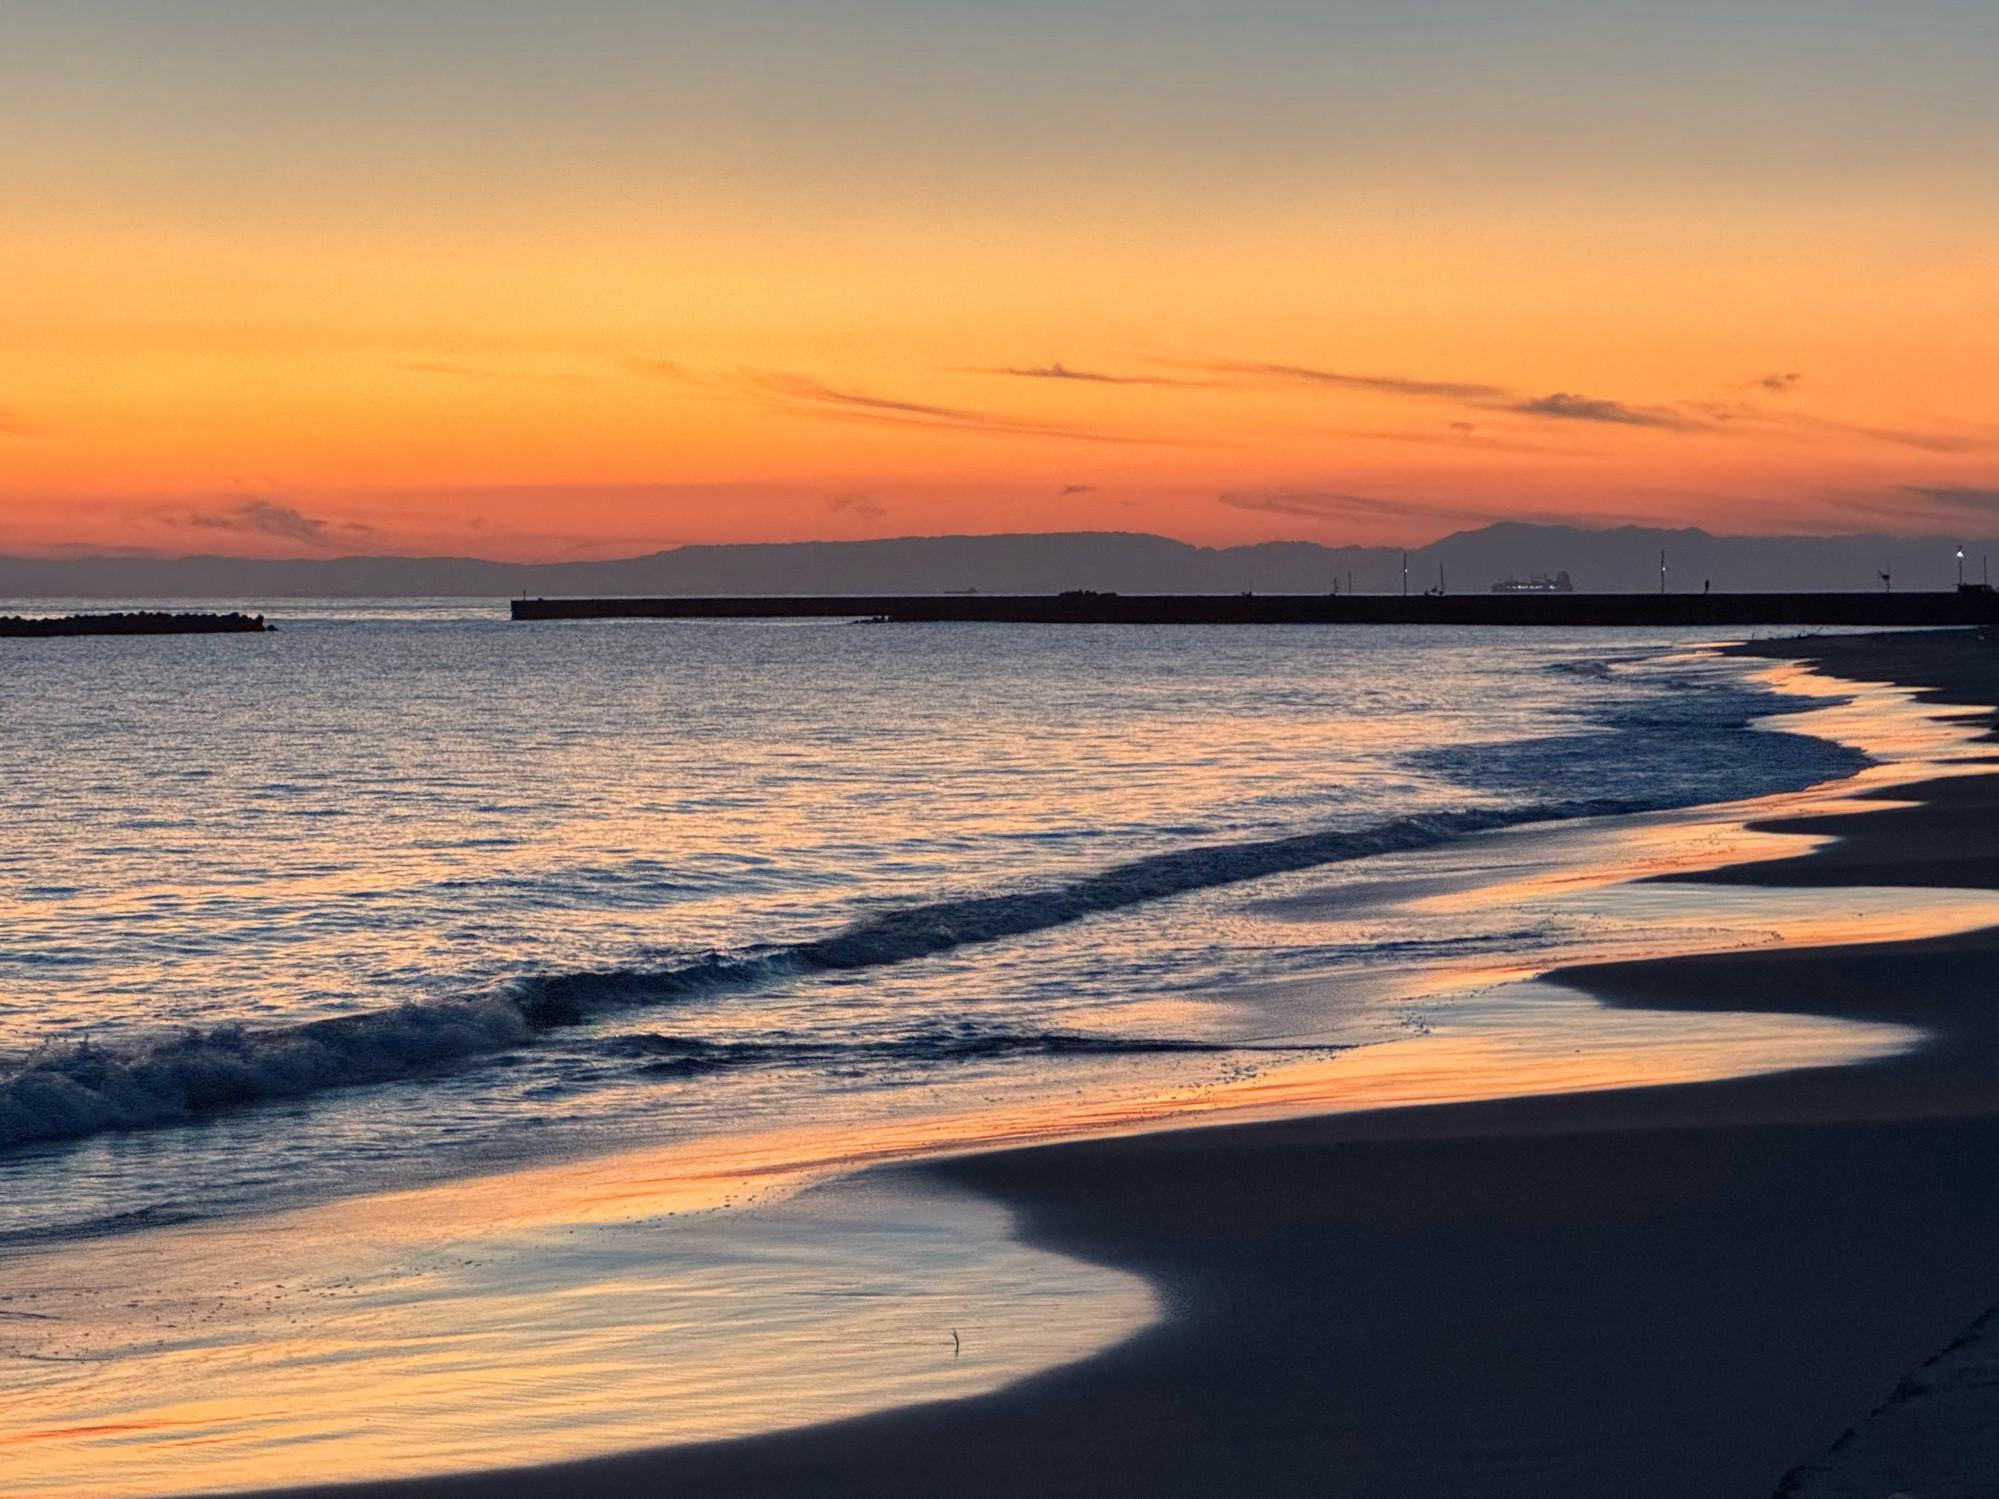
[{"left": 8, "top": 522, "right": 1999, "bottom": 570}]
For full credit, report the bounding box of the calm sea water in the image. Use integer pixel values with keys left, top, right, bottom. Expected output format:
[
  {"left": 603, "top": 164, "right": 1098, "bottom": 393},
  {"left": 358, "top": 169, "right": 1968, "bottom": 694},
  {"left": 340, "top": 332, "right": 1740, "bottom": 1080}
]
[{"left": 0, "top": 608, "right": 1868, "bottom": 1246}]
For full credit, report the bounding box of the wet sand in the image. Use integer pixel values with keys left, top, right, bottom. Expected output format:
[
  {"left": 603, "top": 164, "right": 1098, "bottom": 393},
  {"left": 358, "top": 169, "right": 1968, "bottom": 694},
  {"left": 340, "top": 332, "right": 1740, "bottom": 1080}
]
[{"left": 256, "top": 628, "right": 1999, "bottom": 1499}]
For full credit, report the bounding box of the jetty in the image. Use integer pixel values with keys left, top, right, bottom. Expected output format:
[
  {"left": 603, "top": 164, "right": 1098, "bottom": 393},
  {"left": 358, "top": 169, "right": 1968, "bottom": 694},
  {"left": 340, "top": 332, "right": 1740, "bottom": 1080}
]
[
  {"left": 512, "top": 590, "right": 1999, "bottom": 628},
  {"left": 0, "top": 611, "right": 271, "bottom": 638}
]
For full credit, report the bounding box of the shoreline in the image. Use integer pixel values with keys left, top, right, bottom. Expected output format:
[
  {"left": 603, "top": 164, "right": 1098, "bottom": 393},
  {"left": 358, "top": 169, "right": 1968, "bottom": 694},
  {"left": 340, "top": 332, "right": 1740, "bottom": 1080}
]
[{"left": 243, "top": 626, "right": 1999, "bottom": 1499}]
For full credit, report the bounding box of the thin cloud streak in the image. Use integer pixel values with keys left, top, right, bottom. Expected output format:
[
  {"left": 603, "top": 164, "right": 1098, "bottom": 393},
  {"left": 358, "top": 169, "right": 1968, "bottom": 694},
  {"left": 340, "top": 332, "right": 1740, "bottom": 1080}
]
[
  {"left": 1346, "top": 426, "right": 1583, "bottom": 456},
  {"left": 629, "top": 358, "right": 1191, "bottom": 443},
  {"left": 1218, "top": 489, "right": 1505, "bottom": 526},
  {"left": 1907, "top": 485, "right": 1999, "bottom": 514},
  {"left": 1699, "top": 399, "right": 1993, "bottom": 453},
  {"left": 1724, "top": 484, "right": 1999, "bottom": 534},
  {"left": 983, "top": 363, "right": 1214, "bottom": 387},
  {"left": 1169, "top": 355, "right": 1716, "bottom": 435},
  {"left": 745, "top": 373, "right": 1194, "bottom": 447},
  {"left": 1198, "top": 360, "right": 1510, "bottom": 402},
  {"left": 1795, "top": 415, "right": 1993, "bottom": 454}
]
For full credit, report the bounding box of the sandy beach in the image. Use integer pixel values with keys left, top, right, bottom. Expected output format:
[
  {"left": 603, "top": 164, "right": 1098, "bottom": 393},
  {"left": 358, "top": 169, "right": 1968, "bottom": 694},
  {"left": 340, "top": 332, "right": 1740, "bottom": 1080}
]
[{"left": 222, "top": 627, "right": 1999, "bottom": 1499}]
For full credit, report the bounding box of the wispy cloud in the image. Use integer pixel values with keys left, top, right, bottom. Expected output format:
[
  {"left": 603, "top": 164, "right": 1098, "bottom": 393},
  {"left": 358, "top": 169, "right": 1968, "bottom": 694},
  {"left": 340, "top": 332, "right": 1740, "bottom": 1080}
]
[
  {"left": 1346, "top": 425, "right": 1582, "bottom": 456},
  {"left": 984, "top": 363, "right": 1210, "bottom": 387},
  {"left": 30, "top": 541, "right": 168, "bottom": 560},
  {"left": 827, "top": 489, "right": 887, "bottom": 519},
  {"left": 183, "top": 498, "right": 377, "bottom": 548},
  {"left": 744, "top": 373, "right": 1190, "bottom": 446},
  {"left": 1175, "top": 357, "right": 1712, "bottom": 434},
  {"left": 1060, "top": 483, "right": 1098, "bottom": 495},
  {"left": 1218, "top": 489, "right": 1503, "bottom": 525},
  {"left": 1509, "top": 392, "right": 1699, "bottom": 430},
  {"left": 1801, "top": 417, "right": 1991, "bottom": 454},
  {"left": 1675, "top": 388, "right": 1993, "bottom": 452},
  {"left": 1199, "top": 360, "right": 1509, "bottom": 402},
  {"left": 1162, "top": 353, "right": 1843, "bottom": 440},
  {"left": 1906, "top": 485, "right": 1999, "bottom": 514},
  {"left": 655, "top": 350, "right": 1988, "bottom": 457}
]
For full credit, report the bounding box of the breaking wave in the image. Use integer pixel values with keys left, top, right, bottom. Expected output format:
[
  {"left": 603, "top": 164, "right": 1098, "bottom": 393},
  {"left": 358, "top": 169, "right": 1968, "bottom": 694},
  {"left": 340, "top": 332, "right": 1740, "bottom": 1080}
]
[
  {"left": 0, "top": 672, "right": 1870, "bottom": 1155},
  {"left": 0, "top": 803, "right": 1572, "bottom": 1151},
  {"left": 0, "top": 1000, "right": 528, "bottom": 1150}
]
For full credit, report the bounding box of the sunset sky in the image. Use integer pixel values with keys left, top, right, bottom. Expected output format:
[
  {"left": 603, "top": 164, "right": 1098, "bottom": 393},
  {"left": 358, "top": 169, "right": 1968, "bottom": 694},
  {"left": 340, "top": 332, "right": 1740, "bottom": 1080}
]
[{"left": 3, "top": 0, "right": 1996, "bottom": 559}]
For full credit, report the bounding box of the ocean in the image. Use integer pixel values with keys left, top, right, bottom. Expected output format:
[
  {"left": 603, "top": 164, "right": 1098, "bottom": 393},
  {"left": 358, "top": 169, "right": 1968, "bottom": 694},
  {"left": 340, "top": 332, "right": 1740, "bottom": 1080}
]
[{"left": 1, "top": 608, "right": 1986, "bottom": 1494}]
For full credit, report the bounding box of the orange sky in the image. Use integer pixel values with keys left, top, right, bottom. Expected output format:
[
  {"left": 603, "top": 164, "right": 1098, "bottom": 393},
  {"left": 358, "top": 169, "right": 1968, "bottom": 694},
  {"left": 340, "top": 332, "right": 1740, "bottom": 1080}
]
[{"left": 4, "top": 2, "right": 1996, "bottom": 559}]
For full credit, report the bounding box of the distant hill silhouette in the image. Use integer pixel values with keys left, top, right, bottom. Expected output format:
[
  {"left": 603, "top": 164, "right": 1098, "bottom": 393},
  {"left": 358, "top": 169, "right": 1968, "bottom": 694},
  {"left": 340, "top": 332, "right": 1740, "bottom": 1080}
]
[{"left": 3, "top": 524, "right": 1994, "bottom": 599}]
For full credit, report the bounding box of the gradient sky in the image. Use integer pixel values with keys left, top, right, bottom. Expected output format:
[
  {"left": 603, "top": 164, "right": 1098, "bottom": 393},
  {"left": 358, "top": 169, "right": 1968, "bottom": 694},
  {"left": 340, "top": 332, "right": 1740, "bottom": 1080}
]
[{"left": 3, "top": 0, "right": 1997, "bottom": 558}]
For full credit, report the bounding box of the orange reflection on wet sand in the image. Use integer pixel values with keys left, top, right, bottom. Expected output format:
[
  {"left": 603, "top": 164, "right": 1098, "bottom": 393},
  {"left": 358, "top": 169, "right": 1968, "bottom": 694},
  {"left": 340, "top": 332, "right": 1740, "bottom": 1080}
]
[{"left": 0, "top": 1161, "right": 1155, "bottom": 1499}]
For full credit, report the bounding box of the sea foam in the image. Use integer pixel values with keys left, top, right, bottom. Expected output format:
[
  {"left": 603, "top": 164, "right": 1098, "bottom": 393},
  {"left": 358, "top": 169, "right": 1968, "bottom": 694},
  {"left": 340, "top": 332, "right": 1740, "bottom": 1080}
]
[{"left": 0, "top": 664, "right": 1869, "bottom": 1155}]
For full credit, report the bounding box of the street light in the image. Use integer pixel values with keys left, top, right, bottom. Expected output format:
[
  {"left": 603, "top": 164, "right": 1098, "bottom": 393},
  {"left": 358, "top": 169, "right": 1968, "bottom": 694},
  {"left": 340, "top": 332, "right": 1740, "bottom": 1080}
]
[{"left": 1959, "top": 548, "right": 1967, "bottom": 588}]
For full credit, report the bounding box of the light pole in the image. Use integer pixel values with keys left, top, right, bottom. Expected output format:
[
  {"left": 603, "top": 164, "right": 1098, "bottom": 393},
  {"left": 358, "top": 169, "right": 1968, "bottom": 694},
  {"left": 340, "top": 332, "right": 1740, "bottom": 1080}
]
[{"left": 1958, "top": 548, "right": 1966, "bottom": 588}]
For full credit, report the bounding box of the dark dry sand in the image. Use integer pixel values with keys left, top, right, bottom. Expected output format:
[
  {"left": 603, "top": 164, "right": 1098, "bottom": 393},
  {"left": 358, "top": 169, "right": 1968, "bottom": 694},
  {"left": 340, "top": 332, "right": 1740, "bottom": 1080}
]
[{"left": 254, "top": 629, "right": 1999, "bottom": 1499}]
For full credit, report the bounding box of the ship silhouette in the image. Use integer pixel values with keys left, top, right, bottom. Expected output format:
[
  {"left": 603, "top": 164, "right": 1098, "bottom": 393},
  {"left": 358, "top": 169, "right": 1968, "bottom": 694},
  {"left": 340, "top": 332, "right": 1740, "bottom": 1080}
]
[{"left": 1490, "top": 570, "right": 1574, "bottom": 594}]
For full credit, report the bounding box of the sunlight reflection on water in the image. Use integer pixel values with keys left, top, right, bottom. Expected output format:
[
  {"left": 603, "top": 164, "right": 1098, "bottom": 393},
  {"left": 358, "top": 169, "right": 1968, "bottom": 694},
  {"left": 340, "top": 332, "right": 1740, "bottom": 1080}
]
[{"left": 1, "top": 619, "right": 1993, "bottom": 1494}]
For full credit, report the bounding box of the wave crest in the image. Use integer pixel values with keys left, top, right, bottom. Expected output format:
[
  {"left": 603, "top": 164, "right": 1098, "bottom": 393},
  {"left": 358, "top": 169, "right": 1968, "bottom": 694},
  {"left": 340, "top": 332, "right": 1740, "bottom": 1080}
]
[
  {"left": 0, "top": 1000, "right": 527, "bottom": 1149},
  {"left": 0, "top": 768, "right": 1823, "bottom": 1155}
]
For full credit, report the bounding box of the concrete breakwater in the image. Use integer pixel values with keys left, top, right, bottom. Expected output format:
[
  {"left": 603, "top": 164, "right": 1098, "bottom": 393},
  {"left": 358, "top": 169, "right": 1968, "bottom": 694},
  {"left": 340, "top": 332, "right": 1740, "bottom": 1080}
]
[
  {"left": 512, "top": 591, "right": 1999, "bottom": 628},
  {"left": 0, "top": 611, "right": 271, "bottom": 637}
]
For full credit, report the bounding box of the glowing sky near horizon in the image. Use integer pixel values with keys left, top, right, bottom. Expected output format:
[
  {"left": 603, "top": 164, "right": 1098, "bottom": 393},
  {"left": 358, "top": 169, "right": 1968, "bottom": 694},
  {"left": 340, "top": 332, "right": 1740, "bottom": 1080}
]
[{"left": 2, "top": 0, "right": 1997, "bottom": 559}]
